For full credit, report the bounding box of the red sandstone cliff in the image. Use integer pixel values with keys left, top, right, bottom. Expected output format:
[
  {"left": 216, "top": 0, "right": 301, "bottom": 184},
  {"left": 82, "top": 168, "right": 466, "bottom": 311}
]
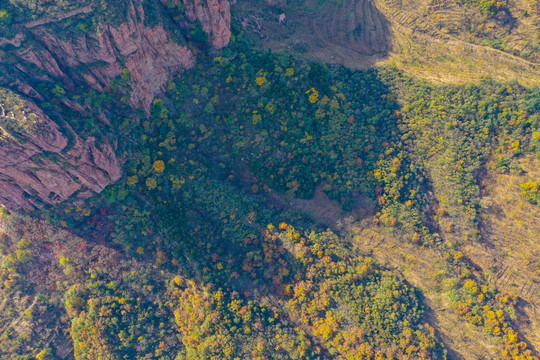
[
  {"left": 2, "top": 0, "right": 233, "bottom": 110},
  {"left": 183, "top": 0, "right": 232, "bottom": 49},
  {"left": 0, "top": 0, "right": 233, "bottom": 210},
  {"left": 0, "top": 91, "right": 121, "bottom": 211},
  {"left": 159, "top": 0, "right": 231, "bottom": 49},
  {"left": 5, "top": 0, "right": 232, "bottom": 110},
  {"left": 12, "top": 1, "right": 196, "bottom": 110}
]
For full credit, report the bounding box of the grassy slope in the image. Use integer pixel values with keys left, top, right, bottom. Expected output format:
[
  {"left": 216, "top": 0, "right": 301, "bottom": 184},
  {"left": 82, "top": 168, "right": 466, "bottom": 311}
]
[{"left": 470, "top": 157, "right": 540, "bottom": 349}]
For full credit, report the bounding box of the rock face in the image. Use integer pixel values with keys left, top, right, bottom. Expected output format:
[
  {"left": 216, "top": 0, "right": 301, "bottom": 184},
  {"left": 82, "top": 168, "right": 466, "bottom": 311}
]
[
  {"left": 1, "top": 0, "right": 234, "bottom": 110},
  {"left": 159, "top": 0, "right": 232, "bottom": 49},
  {"left": 183, "top": 0, "right": 232, "bottom": 49},
  {"left": 10, "top": 0, "right": 196, "bottom": 110},
  {"left": 0, "top": 0, "right": 233, "bottom": 210},
  {"left": 0, "top": 91, "right": 121, "bottom": 211}
]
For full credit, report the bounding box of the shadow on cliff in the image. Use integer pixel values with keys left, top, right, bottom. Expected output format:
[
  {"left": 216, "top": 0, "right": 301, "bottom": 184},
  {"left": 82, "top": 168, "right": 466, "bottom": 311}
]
[{"left": 233, "top": 0, "right": 392, "bottom": 69}]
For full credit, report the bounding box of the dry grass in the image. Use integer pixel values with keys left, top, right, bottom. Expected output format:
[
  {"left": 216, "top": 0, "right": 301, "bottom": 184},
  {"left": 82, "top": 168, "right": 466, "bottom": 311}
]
[
  {"left": 374, "top": 0, "right": 540, "bottom": 87},
  {"left": 268, "top": 183, "right": 504, "bottom": 358},
  {"left": 348, "top": 222, "right": 501, "bottom": 360},
  {"left": 261, "top": 177, "right": 500, "bottom": 357},
  {"left": 236, "top": 0, "right": 540, "bottom": 87},
  {"left": 234, "top": 0, "right": 389, "bottom": 69},
  {"left": 462, "top": 157, "right": 540, "bottom": 349},
  {"left": 270, "top": 185, "right": 375, "bottom": 230}
]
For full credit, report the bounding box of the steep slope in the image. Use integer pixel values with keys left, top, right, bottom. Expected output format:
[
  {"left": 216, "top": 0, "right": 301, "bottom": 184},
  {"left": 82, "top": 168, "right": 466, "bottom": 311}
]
[
  {"left": 173, "top": 0, "right": 232, "bottom": 49},
  {"left": 236, "top": 0, "right": 391, "bottom": 67},
  {"left": 1, "top": 0, "right": 196, "bottom": 110},
  {"left": 470, "top": 158, "right": 540, "bottom": 349},
  {"left": 0, "top": 0, "right": 233, "bottom": 110},
  {"left": 235, "top": 0, "right": 540, "bottom": 85},
  {"left": 377, "top": 0, "right": 540, "bottom": 85},
  {"left": 0, "top": 0, "right": 232, "bottom": 210},
  {"left": 0, "top": 89, "right": 121, "bottom": 210},
  {"left": 0, "top": 0, "right": 538, "bottom": 359}
]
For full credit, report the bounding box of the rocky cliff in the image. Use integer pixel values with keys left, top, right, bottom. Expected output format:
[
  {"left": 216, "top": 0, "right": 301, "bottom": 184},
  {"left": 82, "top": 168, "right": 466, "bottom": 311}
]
[
  {"left": 0, "top": 89, "right": 121, "bottom": 211},
  {"left": 1, "top": 0, "right": 232, "bottom": 109},
  {"left": 183, "top": 0, "right": 232, "bottom": 49},
  {"left": 4, "top": 0, "right": 196, "bottom": 110},
  {"left": 161, "top": 0, "right": 232, "bottom": 49},
  {"left": 0, "top": 0, "right": 232, "bottom": 210}
]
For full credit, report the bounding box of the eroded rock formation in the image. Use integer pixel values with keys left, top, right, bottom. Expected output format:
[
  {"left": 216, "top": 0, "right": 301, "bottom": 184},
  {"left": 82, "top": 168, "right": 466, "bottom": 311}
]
[
  {"left": 159, "top": 0, "right": 232, "bottom": 49},
  {"left": 10, "top": 1, "right": 196, "bottom": 110},
  {"left": 183, "top": 0, "right": 232, "bottom": 49},
  {"left": 2, "top": 0, "right": 233, "bottom": 110},
  {"left": 0, "top": 91, "right": 121, "bottom": 211},
  {"left": 0, "top": 0, "right": 233, "bottom": 210}
]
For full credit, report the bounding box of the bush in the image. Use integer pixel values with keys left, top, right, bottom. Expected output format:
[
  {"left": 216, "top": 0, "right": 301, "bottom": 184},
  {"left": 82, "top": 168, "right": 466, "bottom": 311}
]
[
  {"left": 520, "top": 181, "right": 539, "bottom": 204},
  {"left": 0, "top": 9, "right": 11, "bottom": 25}
]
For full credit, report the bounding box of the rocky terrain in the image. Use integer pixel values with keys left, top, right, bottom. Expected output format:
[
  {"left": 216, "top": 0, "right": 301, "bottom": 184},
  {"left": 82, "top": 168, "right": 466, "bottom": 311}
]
[
  {"left": 175, "top": 0, "right": 232, "bottom": 49},
  {"left": 3, "top": 0, "right": 536, "bottom": 211},
  {"left": 0, "top": 89, "right": 121, "bottom": 210},
  {"left": 3, "top": 0, "right": 193, "bottom": 110},
  {"left": 0, "top": 0, "right": 232, "bottom": 210}
]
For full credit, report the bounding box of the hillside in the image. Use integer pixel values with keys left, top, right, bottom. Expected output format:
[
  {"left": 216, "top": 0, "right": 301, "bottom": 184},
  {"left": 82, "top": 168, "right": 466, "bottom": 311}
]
[
  {"left": 0, "top": 0, "right": 539, "bottom": 359},
  {"left": 237, "top": 0, "right": 540, "bottom": 84}
]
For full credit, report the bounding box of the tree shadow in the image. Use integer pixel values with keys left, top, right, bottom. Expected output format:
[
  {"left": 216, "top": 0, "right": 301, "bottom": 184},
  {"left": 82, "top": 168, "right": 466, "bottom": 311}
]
[{"left": 233, "top": 0, "right": 392, "bottom": 69}]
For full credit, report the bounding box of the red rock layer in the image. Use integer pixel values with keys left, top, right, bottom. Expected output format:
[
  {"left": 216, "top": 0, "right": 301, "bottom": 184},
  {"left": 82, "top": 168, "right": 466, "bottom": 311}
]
[
  {"left": 183, "top": 0, "right": 232, "bottom": 49},
  {"left": 14, "top": 1, "right": 196, "bottom": 110},
  {"left": 0, "top": 99, "right": 121, "bottom": 211}
]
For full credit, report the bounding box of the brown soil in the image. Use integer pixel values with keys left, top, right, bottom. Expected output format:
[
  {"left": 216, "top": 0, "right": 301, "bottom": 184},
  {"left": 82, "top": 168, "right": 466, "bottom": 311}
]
[
  {"left": 235, "top": 0, "right": 390, "bottom": 69},
  {"left": 269, "top": 184, "right": 376, "bottom": 230}
]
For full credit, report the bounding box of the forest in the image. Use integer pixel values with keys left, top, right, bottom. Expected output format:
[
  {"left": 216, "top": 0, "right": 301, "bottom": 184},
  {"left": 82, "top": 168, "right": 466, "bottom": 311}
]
[{"left": 0, "top": 0, "right": 539, "bottom": 359}]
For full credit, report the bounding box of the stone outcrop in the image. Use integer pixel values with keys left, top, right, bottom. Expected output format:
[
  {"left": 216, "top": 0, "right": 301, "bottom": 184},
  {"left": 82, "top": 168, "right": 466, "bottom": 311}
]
[
  {"left": 160, "top": 0, "right": 232, "bottom": 49},
  {"left": 2, "top": 0, "right": 234, "bottom": 110},
  {"left": 0, "top": 91, "right": 121, "bottom": 211},
  {"left": 183, "top": 0, "right": 232, "bottom": 49},
  {"left": 0, "top": 0, "right": 234, "bottom": 210},
  {"left": 10, "top": 1, "right": 196, "bottom": 110}
]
